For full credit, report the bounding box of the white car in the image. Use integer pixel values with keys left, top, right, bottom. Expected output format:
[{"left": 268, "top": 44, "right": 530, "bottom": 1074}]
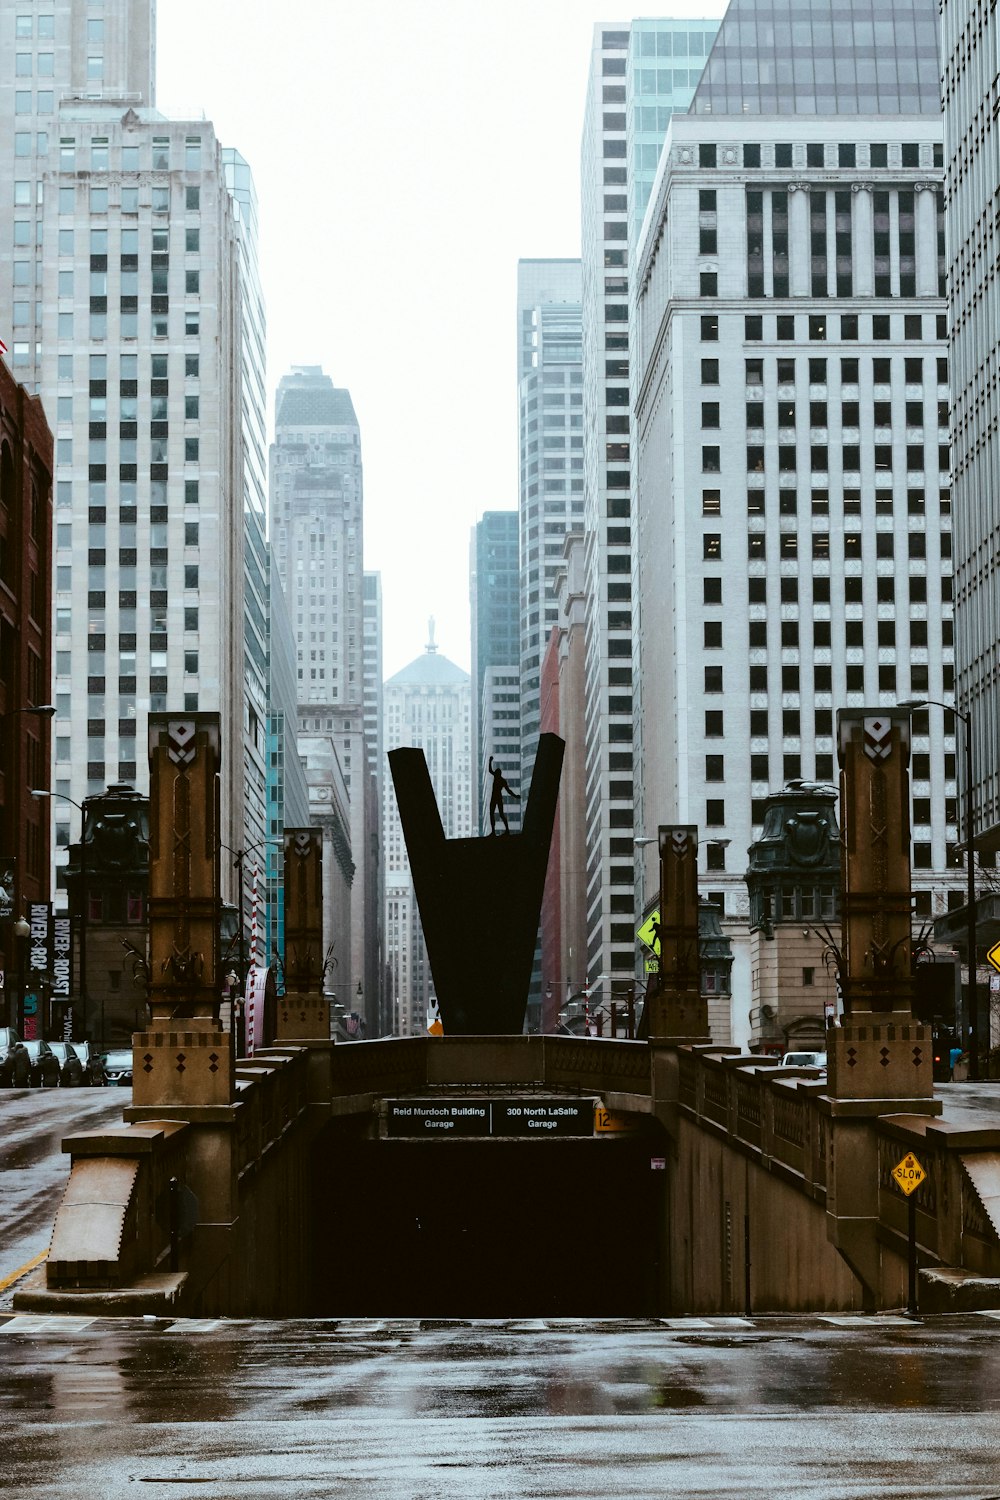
[{"left": 780, "top": 1050, "right": 827, "bottom": 1070}]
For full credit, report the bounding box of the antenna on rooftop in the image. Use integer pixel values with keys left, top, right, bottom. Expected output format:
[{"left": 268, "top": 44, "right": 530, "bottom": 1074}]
[{"left": 426, "top": 616, "right": 437, "bottom": 653}]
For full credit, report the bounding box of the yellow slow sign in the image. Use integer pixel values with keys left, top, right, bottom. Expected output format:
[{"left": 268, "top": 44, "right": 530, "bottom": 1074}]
[{"left": 891, "top": 1151, "right": 926, "bottom": 1197}]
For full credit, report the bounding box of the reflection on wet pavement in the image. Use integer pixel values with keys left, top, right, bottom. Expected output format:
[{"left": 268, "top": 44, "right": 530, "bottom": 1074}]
[{"left": 2, "top": 1317, "right": 1000, "bottom": 1497}]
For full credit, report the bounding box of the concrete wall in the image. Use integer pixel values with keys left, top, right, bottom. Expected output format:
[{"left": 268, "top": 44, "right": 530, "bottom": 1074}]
[
  {"left": 668, "top": 1112, "right": 862, "bottom": 1314},
  {"left": 17, "top": 1034, "right": 1000, "bottom": 1318}
]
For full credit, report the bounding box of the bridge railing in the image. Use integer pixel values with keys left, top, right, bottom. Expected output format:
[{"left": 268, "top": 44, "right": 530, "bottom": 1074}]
[
  {"left": 678, "top": 1049, "right": 832, "bottom": 1204},
  {"left": 325, "top": 1034, "right": 653, "bottom": 1104}
]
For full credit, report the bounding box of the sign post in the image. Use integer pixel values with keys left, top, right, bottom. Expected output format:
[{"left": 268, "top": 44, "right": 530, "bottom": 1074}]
[{"left": 891, "top": 1150, "right": 927, "bottom": 1314}]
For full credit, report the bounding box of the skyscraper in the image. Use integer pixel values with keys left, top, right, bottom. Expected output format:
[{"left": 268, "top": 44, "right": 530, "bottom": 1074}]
[
  {"left": 265, "top": 546, "right": 310, "bottom": 973},
  {"left": 362, "top": 569, "right": 385, "bottom": 1026},
  {"left": 0, "top": 0, "right": 261, "bottom": 903},
  {"left": 383, "top": 629, "right": 471, "bottom": 1036},
  {"left": 470, "top": 510, "right": 520, "bottom": 834},
  {"left": 223, "top": 148, "right": 269, "bottom": 867},
  {"left": 579, "top": 21, "right": 717, "bottom": 995},
  {"left": 941, "top": 0, "right": 1000, "bottom": 846},
  {"left": 516, "top": 259, "right": 583, "bottom": 791},
  {"left": 270, "top": 366, "right": 377, "bottom": 1028},
  {"left": 632, "top": 0, "right": 958, "bottom": 1041}
]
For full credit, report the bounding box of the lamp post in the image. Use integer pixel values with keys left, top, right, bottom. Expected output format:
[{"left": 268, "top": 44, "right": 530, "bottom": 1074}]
[
  {"left": 221, "top": 837, "right": 281, "bottom": 1055},
  {"left": 31, "top": 788, "right": 88, "bottom": 1045},
  {"left": 898, "top": 698, "right": 979, "bottom": 1080}
]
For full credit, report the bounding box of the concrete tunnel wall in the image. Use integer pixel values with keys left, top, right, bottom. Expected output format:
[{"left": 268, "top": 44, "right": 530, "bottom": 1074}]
[{"left": 668, "top": 1114, "right": 864, "bottom": 1314}]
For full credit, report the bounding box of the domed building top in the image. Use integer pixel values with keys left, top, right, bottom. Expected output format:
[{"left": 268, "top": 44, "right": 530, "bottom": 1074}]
[
  {"left": 385, "top": 618, "right": 469, "bottom": 688},
  {"left": 746, "top": 783, "right": 841, "bottom": 936}
]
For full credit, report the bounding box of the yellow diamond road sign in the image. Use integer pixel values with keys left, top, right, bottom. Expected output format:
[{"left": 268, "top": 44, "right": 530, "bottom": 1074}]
[
  {"left": 891, "top": 1151, "right": 926, "bottom": 1197},
  {"left": 637, "top": 910, "right": 660, "bottom": 955},
  {"left": 988, "top": 941, "right": 1000, "bottom": 974}
]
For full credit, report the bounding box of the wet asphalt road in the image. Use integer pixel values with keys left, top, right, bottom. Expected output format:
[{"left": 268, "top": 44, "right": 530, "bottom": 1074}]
[
  {"left": 5, "top": 1092, "right": 1000, "bottom": 1496},
  {"left": 3, "top": 1313, "right": 1000, "bottom": 1498},
  {"left": 0, "top": 1084, "right": 129, "bottom": 1300}
]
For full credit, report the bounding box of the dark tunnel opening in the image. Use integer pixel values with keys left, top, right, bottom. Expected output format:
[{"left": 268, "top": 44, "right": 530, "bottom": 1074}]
[{"left": 309, "top": 1131, "right": 666, "bottom": 1318}]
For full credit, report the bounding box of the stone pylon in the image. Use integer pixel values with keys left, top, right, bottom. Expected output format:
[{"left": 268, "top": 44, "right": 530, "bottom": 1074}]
[
  {"left": 131, "top": 714, "right": 232, "bottom": 1107},
  {"left": 825, "top": 708, "right": 938, "bottom": 1307},
  {"left": 643, "top": 826, "right": 710, "bottom": 1043},
  {"left": 276, "top": 828, "right": 330, "bottom": 1041},
  {"left": 828, "top": 708, "right": 933, "bottom": 1101}
]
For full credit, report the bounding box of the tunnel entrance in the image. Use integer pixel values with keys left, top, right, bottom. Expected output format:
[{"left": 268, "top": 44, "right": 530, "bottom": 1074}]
[{"left": 309, "top": 1129, "right": 666, "bottom": 1318}]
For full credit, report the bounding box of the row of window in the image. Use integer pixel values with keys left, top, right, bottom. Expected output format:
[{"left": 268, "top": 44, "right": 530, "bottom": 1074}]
[
  {"left": 695, "top": 141, "right": 940, "bottom": 170},
  {"left": 703, "top": 660, "right": 954, "bottom": 695},
  {"left": 700, "top": 313, "right": 948, "bottom": 343},
  {"left": 703, "top": 444, "right": 950, "bottom": 474},
  {"left": 702, "top": 356, "right": 948, "bottom": 388},
  {"left": 705, "top": 528, "right": 951, "bottom": 563},
  {"left": 702, "top": 711, "right": 954, "bottom": 747},
  {"left": 701, "top": 570, "right": 953, "bottom": 618},
  {"left": 707, "top": 400, "right": 948, "bottom": 429}
]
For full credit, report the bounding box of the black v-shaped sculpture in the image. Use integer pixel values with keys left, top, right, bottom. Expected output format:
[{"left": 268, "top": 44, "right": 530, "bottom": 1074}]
[{"left": 388, "top": 732, "right": 565, "bottom": 1034}]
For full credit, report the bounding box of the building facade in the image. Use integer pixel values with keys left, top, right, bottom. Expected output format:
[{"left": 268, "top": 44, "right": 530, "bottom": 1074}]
[
  {"left": 0, "top": 359, "right": 53, "bottom": 1016},
  {"left": 383, "top": 633, "right": 471, "bottom": 1036},
  {"left": 516, "top": 259, "right": 583, "bottom": 791},
  {"left": 266, "top": 547, "right": 310, "bottom": 974},
  {"left": 579, "top": 21, "right": 717, "bottom": 998},
  {"left": 0, "top": 0, "right": 260, "bottom": 906},
  {"left": 270, "top": 366, "right": 377, "bottom": 1028},
  {"left": 542, "top": 532, "right": 589, "bottom": 1030},
  {"left": 632, "top": 0, "right": 959, "bottom": 1040},
  {"left": 470, "top": 510, "right": 520, "bottom": 833},
  {"left": 941, "top": 0, "right": 1000, "bottom": 846},
  {"left": 361, "top": 570, "right": 385, "bottom": 1024},
  {"left": 223, "top": 148, "right": 269, "bottom": 870}
]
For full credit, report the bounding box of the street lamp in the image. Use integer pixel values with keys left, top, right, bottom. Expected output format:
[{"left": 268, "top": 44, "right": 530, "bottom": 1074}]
[
  {"left": 221, "top": 837, "right": 281, "bottom": 1054},
  {"left": 31, "top": 788, "right": 89, "bottom": 1045},
  {"left": 898, "top": 698, "right": 979, "bottom": 1079}
]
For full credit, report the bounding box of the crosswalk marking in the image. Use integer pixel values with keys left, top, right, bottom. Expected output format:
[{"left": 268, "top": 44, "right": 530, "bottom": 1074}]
[
  {"left": 0, "top": 1314, "right": 95, "bottom": 1334},
  {"left": 0, "top": 1311, "right": 968, "bottom": 1338},
  {"left": 822, "top": 1315, "right": 914, "bottom": 1327}
]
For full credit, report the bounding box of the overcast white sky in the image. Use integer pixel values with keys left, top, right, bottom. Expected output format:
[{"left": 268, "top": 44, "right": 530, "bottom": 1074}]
[{"left": 156, "top": 0, "right": 725, "bottom": 679}]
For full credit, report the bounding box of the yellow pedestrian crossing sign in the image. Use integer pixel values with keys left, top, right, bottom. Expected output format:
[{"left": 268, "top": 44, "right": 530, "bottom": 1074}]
[
  {"left": 988, "top": 941, "right": 1000, "bottom": 974},
  {"left": 637, "top": 910, "right": 660, "bottom": 955},
  {"left": 891, "top": 1151, "right": 926, "bottom": 1197}
]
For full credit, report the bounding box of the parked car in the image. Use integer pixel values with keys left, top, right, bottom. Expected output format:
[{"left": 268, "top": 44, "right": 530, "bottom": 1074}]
[
  {"left": 73, "top": 1041, "right": 106, "bottom": 1086},
  {"left": 47, "top": 1041, "right": 86, "bottom": 1088},
  {"left": 780, "top": 1050, "right": 827, "bottom": 1070},
  {"left": 101, "top": 1048, "right": 133, "bottom": 1086},
  {"left": 23, "top": 1038, "right": 61, "bottom": 1088},
  {"left": 0, "top": 1028, "right": 30, "bottom": 1087}
]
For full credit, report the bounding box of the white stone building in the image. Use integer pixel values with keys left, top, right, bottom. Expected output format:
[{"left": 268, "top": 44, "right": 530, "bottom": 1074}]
[
  {"left": 269, "top": 367, "right": 379, "bottom": 1029},
  {"left": 516, "top": 258, "right": 583, "bottom": 789},
  {"left": 0, "top": 0, "right": 267, "bottom": 904},
  {"left": 632, "top": 0, "right": 961, "bottom": 1041},
  {"left": 941, "top": 0, "right": 1000, "bottom": 847},
  {"left": 579, "top": 20, "right": 718, "bottom": 996},
  {"left": 383, "top": 632, "right": 471, "bottom": 1036}
]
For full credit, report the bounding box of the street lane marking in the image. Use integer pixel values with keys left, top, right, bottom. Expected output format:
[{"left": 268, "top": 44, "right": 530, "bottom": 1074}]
[
  {"left": 822, "top": 1315, "right": 914, "bottom": 1327},
  {"left": 0, "top": 1250, "right": 47, "bottom": 1294},
  {"left": 0, "top": 1314, "right": 95, "bottom": 1334},
  {"left": 164, "top": 1319, "right": 221, "bottom": 1333}
]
